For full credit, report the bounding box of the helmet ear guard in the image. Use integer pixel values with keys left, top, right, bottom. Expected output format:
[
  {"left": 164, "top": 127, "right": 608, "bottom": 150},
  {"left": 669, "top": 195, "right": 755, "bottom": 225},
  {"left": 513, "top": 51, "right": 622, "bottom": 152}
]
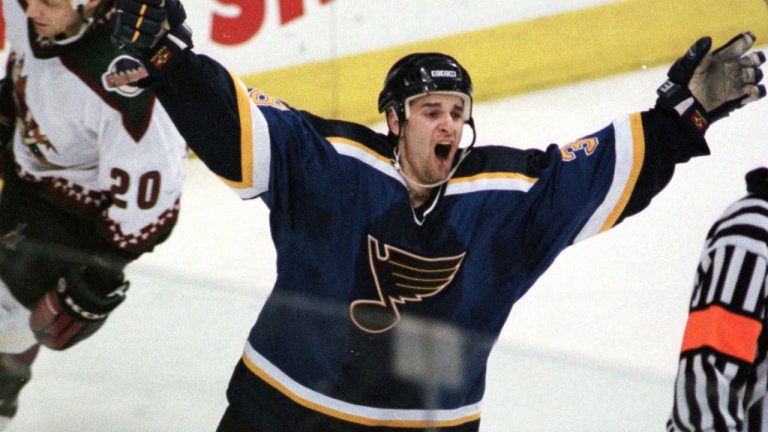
[{"left": 378, "top": 53, "right": 474, "bottom": 126}]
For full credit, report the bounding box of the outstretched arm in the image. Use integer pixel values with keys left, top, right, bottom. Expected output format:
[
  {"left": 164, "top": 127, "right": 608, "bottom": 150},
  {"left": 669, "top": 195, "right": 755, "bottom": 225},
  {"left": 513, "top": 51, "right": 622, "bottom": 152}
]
[
  {"left": 142, "top": 52, "right": 249, "bottom": 183},
  {"left": 521, "top": 34, "right": 765, "bottom": 258},
  {"left": 112, "top": 0, "right": 251, "bottom": 183},
  {"left": 619, "top": 32, "right": 765, "bottom": 223}
]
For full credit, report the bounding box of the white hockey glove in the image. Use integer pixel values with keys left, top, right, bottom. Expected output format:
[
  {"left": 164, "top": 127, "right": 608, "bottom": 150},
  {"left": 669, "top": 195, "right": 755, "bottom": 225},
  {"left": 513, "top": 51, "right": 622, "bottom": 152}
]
[
  {"left": 111, "top": 0, "right": 193, "bottom": 78},
  {"left": 29, "top": 267, "right": 129, "bottom": 350},
  {"left": 656, "top": 32, "right": 766, "bottom": 136}
]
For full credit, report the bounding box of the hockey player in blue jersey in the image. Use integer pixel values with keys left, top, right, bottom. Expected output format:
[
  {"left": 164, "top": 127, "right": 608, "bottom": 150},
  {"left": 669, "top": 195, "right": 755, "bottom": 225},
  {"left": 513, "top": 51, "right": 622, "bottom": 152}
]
[{"left": 112, "top": 1, "right": 766, "bottom": 430}]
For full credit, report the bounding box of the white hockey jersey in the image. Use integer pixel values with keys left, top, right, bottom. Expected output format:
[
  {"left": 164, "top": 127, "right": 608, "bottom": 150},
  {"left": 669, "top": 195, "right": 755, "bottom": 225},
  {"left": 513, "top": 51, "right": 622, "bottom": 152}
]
[{"left": 2, "top": 0, "right": 187, "bottom": 253}]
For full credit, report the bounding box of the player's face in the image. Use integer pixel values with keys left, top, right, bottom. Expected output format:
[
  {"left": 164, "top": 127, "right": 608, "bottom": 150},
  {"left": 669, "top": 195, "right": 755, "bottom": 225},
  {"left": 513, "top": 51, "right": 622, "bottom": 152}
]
[
  {"left": 25, "top": 0, "right": 82, "bottom": 38},
  {"left": 398, "top": 93, "right": 465, "bottom": 186}
]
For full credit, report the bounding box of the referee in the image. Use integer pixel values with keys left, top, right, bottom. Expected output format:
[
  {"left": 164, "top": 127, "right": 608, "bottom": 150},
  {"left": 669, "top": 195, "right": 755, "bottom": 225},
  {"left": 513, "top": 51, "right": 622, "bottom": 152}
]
[{"left": 669, "top": 168, "right": 768, "bottom": 431}]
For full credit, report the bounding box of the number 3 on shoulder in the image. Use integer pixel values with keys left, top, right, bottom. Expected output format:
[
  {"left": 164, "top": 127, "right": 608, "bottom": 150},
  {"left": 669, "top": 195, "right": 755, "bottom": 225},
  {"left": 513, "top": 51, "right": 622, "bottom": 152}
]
[{"left": 560, "top": 138, "right": 599, "bottom": 162}]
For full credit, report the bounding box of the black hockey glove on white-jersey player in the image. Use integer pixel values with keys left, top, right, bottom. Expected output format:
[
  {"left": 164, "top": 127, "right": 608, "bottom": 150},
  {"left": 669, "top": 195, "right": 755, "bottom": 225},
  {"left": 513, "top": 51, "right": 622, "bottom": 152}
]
[
  {"left": 656, "top": 32, "right": 766, "bottom": 136},
  {"left": 29, "top": 266, "right": 130, "bottom": 350}
]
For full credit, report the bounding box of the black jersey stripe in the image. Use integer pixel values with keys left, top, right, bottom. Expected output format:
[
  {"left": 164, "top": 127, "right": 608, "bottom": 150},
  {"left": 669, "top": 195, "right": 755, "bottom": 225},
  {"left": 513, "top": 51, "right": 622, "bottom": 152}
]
[
  {"left": 702, "top": 354, "right": 728, "bottom": 431},
  {"left": 712, "top": 225, "right": 768, "bottom": 253},
  {"left": 693, "top": 246, "right": 727, "bottom": 309},
  {"left": 708, "top": 201, "right": 768, "bottom": 247},
  {"left": 748, "top": 400, "right": 763, "bottom": 432},
  {"left": 725, "top": 249, "right": 751, "bottom": 307},
  {"left": 685, "top": 356, "right": 704, "bottom": 429},
  {"left": 712, "top": 247, "right": 736, "bottom": 306},
  {"left": 671, "top": 357, "right": 694, "bottom": 432},
  {"left": 692, "top": 260, "right": 712, "bottom": 309},
  {"left": 732, "top": 253, "right": 761, "bottom": 312},
  {"left": 710, "top": 204, "right": 768, "bottom": 237}
]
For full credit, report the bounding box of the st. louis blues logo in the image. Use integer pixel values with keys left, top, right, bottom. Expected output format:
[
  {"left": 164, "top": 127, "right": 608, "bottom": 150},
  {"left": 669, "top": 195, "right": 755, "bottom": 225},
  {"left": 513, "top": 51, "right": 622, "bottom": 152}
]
[
  {"left": 101, "top": 55, "right": 148, "bottom": 97},
  {"left": 350, "top": 236, "right": 465, "bottom": 334}
]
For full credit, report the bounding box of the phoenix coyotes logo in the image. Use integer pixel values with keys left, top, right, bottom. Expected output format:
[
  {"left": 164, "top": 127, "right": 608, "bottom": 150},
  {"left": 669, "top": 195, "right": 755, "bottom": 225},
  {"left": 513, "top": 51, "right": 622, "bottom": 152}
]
[
  {"left": 350, "top": 236, "right": 466, "bottom": 334},
  {"left": 9, "top": 54, "right": 61, "bottom": 167}
]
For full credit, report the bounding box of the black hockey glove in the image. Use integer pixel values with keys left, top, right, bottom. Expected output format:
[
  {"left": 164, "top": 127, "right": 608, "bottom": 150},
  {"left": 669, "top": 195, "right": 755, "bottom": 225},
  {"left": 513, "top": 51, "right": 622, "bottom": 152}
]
[
  {"left": 29, "top": 266, "right": 130, "bottom": 350},
  {"left": 656, "top": 32, "right": 766, "bottom": 136},
  {"left": 111, "top": 0, "right": 193, "bottom": 79}
]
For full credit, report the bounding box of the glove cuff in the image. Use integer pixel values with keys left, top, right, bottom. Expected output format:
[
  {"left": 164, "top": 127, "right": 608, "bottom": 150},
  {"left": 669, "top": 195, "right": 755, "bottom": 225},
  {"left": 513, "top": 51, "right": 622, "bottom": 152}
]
[
  {"left": 56, "top": 268, "right": 130, "bottom": 321},
  {"left": 131, "top": 24, "right": 194, "bottom": 87},
  {"left": 655, "top": 79, "right": 711, "bottom": 137},
  {"left": 147, "top": 24, "right": 193, "bottom": 70}
]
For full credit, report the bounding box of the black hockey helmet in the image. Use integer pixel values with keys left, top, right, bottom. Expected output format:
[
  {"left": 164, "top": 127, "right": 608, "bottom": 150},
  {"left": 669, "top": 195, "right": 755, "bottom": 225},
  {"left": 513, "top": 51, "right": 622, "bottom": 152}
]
[{"left": 378, "top": 53, "right": 473, "bottom": 125}]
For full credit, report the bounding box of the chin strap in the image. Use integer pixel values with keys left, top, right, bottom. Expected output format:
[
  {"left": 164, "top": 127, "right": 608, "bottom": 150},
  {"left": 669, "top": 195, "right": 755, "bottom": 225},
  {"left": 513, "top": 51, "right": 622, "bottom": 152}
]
[
  {"left": 391, "top": 118, "right": 477, "bottom": 190},
  {"left": 77, "top": 4, "right": 88, "bottom": 23}
]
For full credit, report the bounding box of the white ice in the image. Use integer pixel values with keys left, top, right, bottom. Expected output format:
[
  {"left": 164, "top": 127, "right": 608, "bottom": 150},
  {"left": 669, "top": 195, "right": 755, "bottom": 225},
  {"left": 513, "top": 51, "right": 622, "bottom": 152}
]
[{"left": 9, "top": 61, "right": 768, "bottom": 431}]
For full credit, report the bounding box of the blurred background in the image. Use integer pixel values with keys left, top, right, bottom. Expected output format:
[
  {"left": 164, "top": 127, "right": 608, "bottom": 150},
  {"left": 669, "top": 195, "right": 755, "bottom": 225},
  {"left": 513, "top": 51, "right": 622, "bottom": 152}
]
[{"left": 2, "top": 0, "right": 768, "bottom": 430}]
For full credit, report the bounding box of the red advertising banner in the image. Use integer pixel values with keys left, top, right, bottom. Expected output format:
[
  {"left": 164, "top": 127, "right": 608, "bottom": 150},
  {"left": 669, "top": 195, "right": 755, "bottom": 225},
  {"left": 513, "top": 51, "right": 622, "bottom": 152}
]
[
  {"left": 0, "top": 0, "right": 335, "bottom": 49},
  {"left": 211, "top": 0, "right": 334, "bottom": 46}
]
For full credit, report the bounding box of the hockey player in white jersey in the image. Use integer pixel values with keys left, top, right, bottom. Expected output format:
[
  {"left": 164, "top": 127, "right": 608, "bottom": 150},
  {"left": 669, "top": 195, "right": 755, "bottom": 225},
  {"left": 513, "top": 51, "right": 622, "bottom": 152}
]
[
  {"left": 668, "top": 168, "right": 768, "bottom": 432},
  {"left": 0, "top": 0, "right": 187, "bottom": 428},
  {"left": 113, "top": 1, "right": 765, "bottom": 430}
]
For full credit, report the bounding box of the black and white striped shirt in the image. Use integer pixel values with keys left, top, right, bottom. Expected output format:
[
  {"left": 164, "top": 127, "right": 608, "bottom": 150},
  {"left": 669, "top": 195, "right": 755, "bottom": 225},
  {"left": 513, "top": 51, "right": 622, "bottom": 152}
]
[{"left": 668, "top": 168, "right": 768, "bottom": 432}]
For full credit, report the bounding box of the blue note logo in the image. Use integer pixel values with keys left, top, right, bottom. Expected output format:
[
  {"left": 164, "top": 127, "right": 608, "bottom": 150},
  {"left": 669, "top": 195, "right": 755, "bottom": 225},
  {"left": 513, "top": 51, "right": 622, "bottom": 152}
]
[{"left": 350, "top": 236, "right": 465, "bottom": 334}]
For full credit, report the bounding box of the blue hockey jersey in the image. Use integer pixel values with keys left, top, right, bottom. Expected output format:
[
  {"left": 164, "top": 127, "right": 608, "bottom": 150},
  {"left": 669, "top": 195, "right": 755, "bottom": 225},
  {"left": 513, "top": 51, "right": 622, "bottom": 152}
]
[{"left": 152, "top": 52, "right": 708, "bottom": 431}]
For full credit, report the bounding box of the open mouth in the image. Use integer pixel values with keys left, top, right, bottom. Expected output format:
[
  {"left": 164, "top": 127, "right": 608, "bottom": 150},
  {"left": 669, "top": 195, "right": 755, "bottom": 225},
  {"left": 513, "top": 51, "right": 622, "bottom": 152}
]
[{"left": 434, "top": 143, "right": 451, "bottom": 161}]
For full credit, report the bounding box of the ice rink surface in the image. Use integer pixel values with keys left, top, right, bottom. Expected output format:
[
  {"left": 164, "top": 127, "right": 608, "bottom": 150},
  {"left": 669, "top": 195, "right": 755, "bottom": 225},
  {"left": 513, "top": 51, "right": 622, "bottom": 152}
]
[{"left": 9, "top": 60, "right": 768, "bottom": 431}]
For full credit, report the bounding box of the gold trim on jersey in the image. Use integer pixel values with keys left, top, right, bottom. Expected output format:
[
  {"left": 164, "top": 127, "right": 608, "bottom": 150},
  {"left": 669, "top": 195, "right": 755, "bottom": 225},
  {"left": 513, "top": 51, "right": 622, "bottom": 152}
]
[
  {"left": 327, "top": 135, "right": 540, "bottom": 195},
  {"left": 573, "top": 113, "right": 645, "bottom": 243},
  {"left": 326, "top": 136, "right": 404, "bottom": 184},
  {"left": 599, "top": 112, "right": 645, "bottom": 233},
  {"left": 446, "top": 171, "right": 538, "bottom": 196},
  {"left": 450, "top": 172, "right": 538, "bottom": 184},
  {"left": 219, "top": 69, "right": 255, "bottom": 190},
  {"left": 327, "top": 136, "right": 391, "bottom": 164},
  {"left": 241, "top": 342, "right": 482, "bottom": 428}
]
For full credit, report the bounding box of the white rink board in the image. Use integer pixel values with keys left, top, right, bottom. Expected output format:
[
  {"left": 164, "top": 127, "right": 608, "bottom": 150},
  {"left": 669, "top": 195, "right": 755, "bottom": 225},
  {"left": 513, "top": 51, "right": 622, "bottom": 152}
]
[
  {"left": 197, "top": 0, "right": 620, "bottom": 74},
  {"left": 0, "top": 0, "right": 620, "bottom": 76}
]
